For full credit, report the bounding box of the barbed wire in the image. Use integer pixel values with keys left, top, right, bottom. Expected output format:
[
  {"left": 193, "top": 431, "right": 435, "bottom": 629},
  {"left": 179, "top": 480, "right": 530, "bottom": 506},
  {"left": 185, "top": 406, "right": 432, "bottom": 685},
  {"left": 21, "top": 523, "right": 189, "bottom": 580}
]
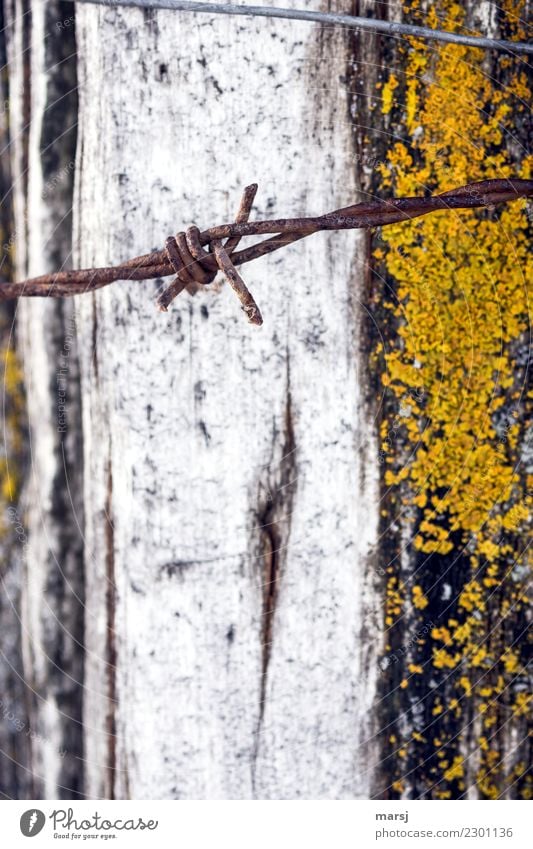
[
  {"left": 74, "top": 0, "right": 533, "bottom": 55},
  {"left": 1, "top": 179, "right": 531, "bottom": 325}
]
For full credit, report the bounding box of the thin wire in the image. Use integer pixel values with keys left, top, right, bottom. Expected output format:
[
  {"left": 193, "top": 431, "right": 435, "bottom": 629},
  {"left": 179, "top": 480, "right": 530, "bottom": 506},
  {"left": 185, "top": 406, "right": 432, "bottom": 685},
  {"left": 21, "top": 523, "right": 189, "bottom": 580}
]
[{"left": 74, "top": 0, "right": 533, "bottom": 55}]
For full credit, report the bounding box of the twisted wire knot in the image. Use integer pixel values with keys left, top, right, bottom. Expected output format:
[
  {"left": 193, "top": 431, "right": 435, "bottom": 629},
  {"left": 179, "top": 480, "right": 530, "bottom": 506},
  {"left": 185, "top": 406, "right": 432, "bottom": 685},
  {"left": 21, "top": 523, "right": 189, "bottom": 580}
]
[
  {"left": 170, "top": 228, "right": 217, "bottom": 286},
  {"left": 160, "top": 227, "right": 217, "bottom": 306},
  {"left": 157, "top": 185, "right": 263, "bottom": 325}
]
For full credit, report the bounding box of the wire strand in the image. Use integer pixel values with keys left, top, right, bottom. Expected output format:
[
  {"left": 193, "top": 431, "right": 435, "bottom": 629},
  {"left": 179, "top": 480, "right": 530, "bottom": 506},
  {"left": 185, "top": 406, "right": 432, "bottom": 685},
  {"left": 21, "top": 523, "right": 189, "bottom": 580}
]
[
  {"left": 1, "top": 179, "right": 532, "bottom": 327},
  {"left": 73, "top": 0, "right": 533, "bottom": 55}
]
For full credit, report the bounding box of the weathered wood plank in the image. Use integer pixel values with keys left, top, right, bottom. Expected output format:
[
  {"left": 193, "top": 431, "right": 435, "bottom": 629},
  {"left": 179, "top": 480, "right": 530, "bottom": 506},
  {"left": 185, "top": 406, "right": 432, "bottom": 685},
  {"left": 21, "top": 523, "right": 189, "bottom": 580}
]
[{"left": 74, "top": 1, "right": 381, "bottom": 798}]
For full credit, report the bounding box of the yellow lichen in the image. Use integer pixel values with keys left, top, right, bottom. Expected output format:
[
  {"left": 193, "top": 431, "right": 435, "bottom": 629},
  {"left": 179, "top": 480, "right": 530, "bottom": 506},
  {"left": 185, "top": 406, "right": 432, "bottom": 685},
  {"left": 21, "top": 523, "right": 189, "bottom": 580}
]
[
  {"left": 381, "top": 74, "right": 399, "bottom": 115},
  {"left": 0, "top": 345, "right": 24, "bottom": 525},
  {"left": 412, "top": 585, "right": 429, "bottom": 610},
  {"left": 443, "top": 755, "right": 464, "bottom": 782},
  {"left": 376, "top": 0, "right": 531, "bottom": 799}
]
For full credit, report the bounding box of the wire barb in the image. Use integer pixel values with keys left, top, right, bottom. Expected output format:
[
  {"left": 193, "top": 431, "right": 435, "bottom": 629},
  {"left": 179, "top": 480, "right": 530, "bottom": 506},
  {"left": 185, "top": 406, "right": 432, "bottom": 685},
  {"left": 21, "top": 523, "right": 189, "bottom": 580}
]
[
  {"left": 212, "top": 237, "right": 263, "bottom": 326},
  {"left": 1, "top": 179, "right": 532, "bottom": 326}
]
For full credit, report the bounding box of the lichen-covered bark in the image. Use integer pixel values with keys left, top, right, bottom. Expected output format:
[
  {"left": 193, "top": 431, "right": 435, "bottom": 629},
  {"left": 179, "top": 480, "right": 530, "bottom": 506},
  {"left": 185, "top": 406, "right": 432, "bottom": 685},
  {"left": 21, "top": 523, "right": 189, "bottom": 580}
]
[
  {"left": 74, "top": 1, "right": 380, "bottom": 799},
  {"left": 4, "top": 0, "right": 84, "bottom": 798},
  {"left": 358, "top": 0, "right": 532, "bottom": 800}
]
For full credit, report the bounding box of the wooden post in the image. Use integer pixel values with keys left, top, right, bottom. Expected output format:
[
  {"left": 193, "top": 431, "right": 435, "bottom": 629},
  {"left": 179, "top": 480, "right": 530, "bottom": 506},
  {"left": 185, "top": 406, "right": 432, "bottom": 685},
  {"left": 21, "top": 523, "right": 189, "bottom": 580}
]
[{"left": 73, "top": 1, "right": 380, "bottom": 799}]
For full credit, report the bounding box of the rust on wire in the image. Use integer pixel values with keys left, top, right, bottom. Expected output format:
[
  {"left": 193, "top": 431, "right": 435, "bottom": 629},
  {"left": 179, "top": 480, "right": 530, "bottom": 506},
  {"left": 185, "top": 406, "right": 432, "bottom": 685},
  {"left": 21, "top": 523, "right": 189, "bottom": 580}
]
[{"left": 1, "top": 179, "right": 531, "bottom": 325}]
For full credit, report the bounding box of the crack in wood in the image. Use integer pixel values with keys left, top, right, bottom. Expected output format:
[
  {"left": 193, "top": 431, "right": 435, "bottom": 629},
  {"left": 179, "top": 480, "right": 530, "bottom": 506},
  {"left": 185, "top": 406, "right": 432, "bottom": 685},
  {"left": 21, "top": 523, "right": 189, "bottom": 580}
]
[{"left": 252, "top": 377, "right": 297, "bottom": 791}]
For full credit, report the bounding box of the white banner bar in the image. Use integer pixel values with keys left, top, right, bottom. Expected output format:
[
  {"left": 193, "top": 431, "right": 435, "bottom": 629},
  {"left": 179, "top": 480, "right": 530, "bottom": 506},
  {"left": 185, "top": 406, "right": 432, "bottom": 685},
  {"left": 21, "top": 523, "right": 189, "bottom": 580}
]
[{"left": 1, "top": 799, "right": 531, "bottom": 848}]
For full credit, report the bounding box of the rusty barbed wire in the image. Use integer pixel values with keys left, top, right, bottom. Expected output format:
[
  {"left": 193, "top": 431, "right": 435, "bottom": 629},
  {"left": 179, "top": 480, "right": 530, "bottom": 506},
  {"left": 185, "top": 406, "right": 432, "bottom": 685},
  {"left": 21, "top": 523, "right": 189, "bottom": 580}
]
[{"left": 1, "top": 179, "right": 531, "bottom": 326}]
